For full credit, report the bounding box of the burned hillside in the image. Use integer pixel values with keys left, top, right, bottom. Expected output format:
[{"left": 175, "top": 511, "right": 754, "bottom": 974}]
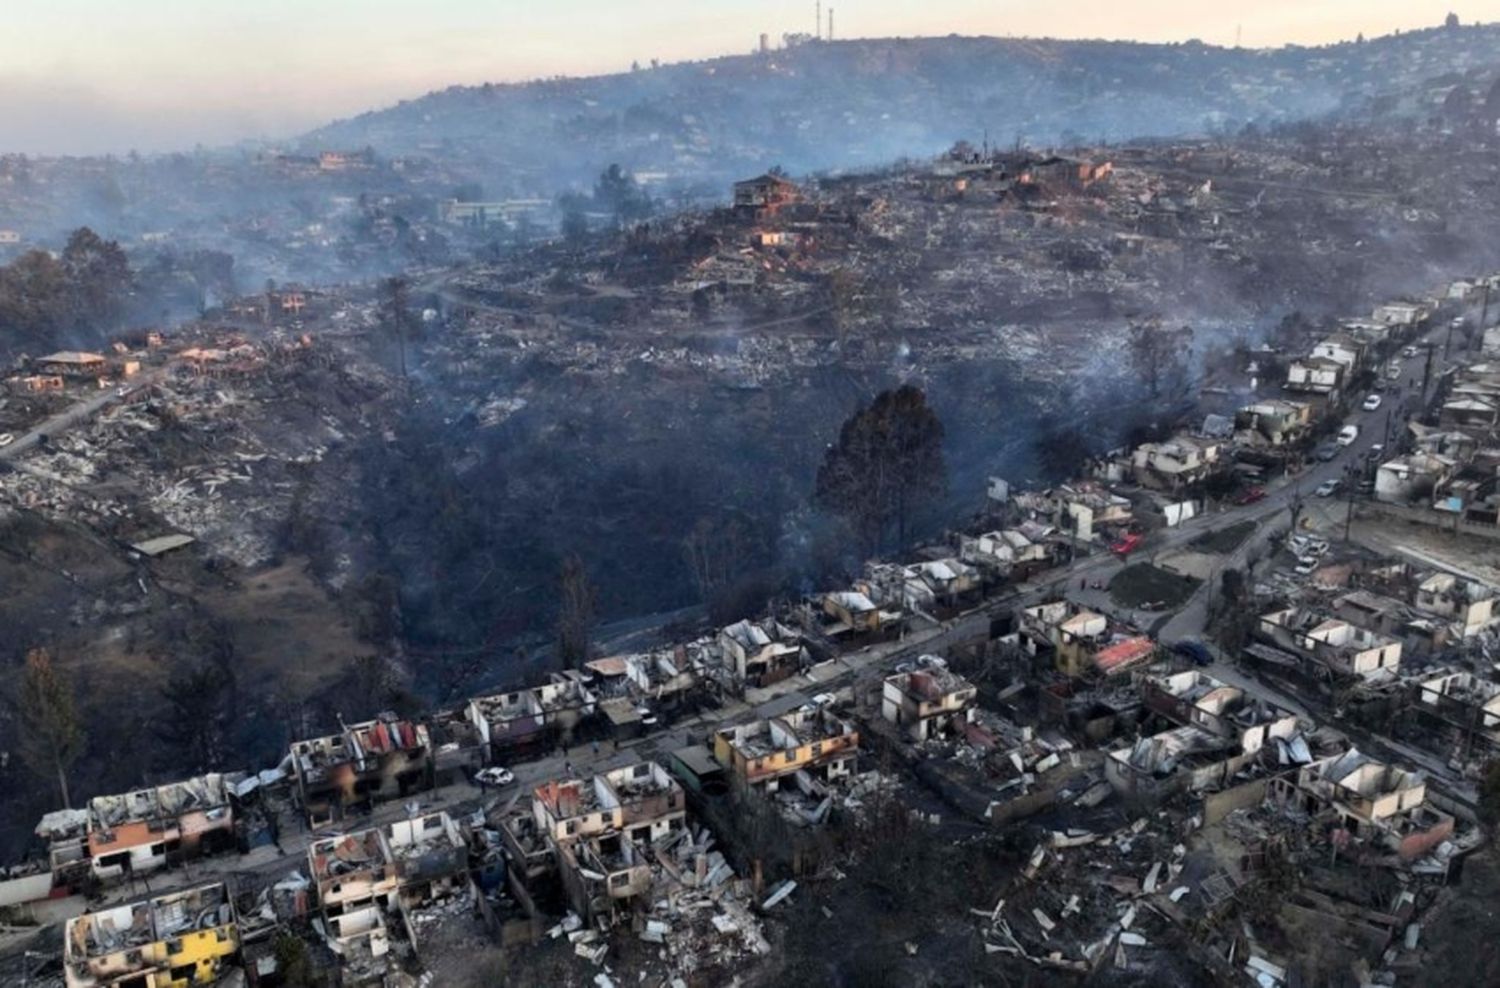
[
  {"left": 348, "top": 128, "right": 1500, "bottom": 648},
  {"left": 3, "top": 123, "right": 1500, "bottom": 867}
]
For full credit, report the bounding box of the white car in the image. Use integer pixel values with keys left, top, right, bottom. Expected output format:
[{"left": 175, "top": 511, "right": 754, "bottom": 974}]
[
  {"left": 1336, "top": 424, "right": 1360, "bottom": 447},
  {"left": 1294, "top": 558, "right": 1319, "bottom": 576},
  {"left": 474, "top": 766, "right": 515, "bottom": 787},
  {"left": 1316, "top": 479, "right": 1343, "bottom": 497},
  {"left": 1362, "top": 394, "right": 1382, "bottom": 411},
  {"left": 0, "top": 433, "right": 13, "bottom": 447},
  {"left": 1402, "top": 345, "right": 1419, "bottom": 358}
]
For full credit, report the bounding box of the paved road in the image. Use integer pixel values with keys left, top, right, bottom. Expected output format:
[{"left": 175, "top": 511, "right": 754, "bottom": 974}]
[{"left": 0, "top": 367, "right": 169, "bottom": 464}]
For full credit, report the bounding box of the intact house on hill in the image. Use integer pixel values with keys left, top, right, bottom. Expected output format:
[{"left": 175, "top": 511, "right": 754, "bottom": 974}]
[
  {"left": 63, "top": 881, "right": 240, "bottom": 988},
  {"left": 733, "top": 174, "right": 800, "bottom": 219},
  {"left": 36, "top": 350, "right": 109, "bottom": 379},
  {"left": 85, "top": 773, "right": 234, "bottom": 883},
  {"left": 1270, "top": 747, "right": 1453, "bottom": 862},
  {"left": 881, "top": 657, "right": 978, "bottom": 743},
  {"left": 290, "top": 716, "right": 431, "bottom": 826}
]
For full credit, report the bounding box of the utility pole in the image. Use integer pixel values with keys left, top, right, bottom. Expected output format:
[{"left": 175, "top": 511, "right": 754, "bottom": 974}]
[
  {"left": 1343, "top": 473, "right": 1356, "bottom": 543},
  {"left": 1422, "top": 341, "right": 1435, "bottom": 394}
]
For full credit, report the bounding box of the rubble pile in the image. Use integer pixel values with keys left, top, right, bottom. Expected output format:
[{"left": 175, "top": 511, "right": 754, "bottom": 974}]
[{"left": 975, "top": 814, "right": 1190, "bottom": 974}]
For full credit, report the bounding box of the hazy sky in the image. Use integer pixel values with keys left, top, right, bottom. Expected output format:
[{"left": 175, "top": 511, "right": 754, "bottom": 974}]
[{"left": 3, "top": 1, "right": 1495, "bottom": 154}]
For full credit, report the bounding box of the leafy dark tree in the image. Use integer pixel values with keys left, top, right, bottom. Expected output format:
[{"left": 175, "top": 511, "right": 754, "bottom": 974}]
[
  {"left": 555, "top": 554, "right": 597, "bottom": 669},
  {"left": 593, "top": 164, "right": 653, "bottom": 225},
  {"left": 273, "top": 933, "right": 322, "bottom": 988},
  {"left": 561, "top": 205, "right": 590, "bottom": 245},
  {"left": 158, "top": 662, "right": 237, "bottom": 772},
  {"left": 815, "top": 385, "right": 946, "bottom": 555},
  {"left": 1034, "top": 422, "right": 1090, "bottom": 480},
  {"left": 61, "top": 227, "right": 131, "bottom": 329},
  {"left": 17, "top": 648, "right": 85, "bottom": 808}
]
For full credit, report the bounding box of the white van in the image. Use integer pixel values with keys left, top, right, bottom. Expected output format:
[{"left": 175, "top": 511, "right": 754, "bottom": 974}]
[{"left": 1336, "top": 424, "right": 1360, "bottom": 446}]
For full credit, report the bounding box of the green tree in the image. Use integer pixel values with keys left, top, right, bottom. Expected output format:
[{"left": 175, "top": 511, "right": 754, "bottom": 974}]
[
  {"left": 18, "top": 648, "right": 85, "bottom": 808},
  {"left": 815, "top": 385, "right": 946, "bottom": 555}
]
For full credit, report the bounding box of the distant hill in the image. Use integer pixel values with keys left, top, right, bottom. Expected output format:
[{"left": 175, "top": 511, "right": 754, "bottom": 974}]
[{"left": 304, "top": 24, "right": 1500, "bottom": 196}]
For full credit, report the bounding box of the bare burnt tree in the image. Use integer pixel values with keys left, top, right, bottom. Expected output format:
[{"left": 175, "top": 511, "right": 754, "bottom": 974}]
[
  {"left": 682, "top": 512, "right": 758, "bottom": 617},
  {"left": 380, "top": 274, "right": 413, "bottom": 382},
  {"left": 1127, "top": 318, "right": 1194, "bottom": 398},
  {"left": 17, "top": 648, "right": 85, "bottom": 808},
  {"left": 555, "top": 553, "right": 597, "bottom": 669}
]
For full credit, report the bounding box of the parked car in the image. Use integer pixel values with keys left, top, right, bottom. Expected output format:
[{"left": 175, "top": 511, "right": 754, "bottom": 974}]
[
  {"left": 1235, "top": 486, "right": 1267, "bottom": 506},
  {"left": 1387, "top": 363, "right": 1403, "bottom": 381},
  {"left": 0, "top": 433, "right": 13, "bottom": 448},
  {"left": 1294, "top": 557, "right": 1319, "bottom": 576},
  {"left": 1402, "top": 345, "right": 1420, "bottom": 358},
  {"left": 1110, "top": 532, "right": 1143, "bottom": 558},
  {"left": 1316, "top": 478, "right": 1343, "bottom": 497},
  {"left": 1291, "top": 534, "right": 1329, "bottom": 555},
  {"left": 1336, "top": 424, "right": 1360, "bottom": 446},
  {"left": 1171, "top": 640, "right": 1214, "bottom": 667},
  {"left": 474, "top": 767, "right": 515, "bottom": 788},
  {"left": 1362, "top": 394, "right": 1382, "bottom": 411},
  {"left": 1315, "top": 443, "right": 1340, "bottom": 462}
]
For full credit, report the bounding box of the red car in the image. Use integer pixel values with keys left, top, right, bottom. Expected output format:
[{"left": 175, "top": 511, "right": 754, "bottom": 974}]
[
  {"left": 1109, "top": 532, "right": 1143, "bottom": 558},
  {"left": 1235, "top": 486, "right": 1267, "bottom": 506}
]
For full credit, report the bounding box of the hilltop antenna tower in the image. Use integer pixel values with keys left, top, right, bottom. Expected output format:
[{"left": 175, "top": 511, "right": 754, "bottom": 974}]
[
  {"left": 816, "top": 1, "right": 821, "bottom": 40},
  {"left": 829, "top": 8, "right": 834, "bottom": 41}
]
